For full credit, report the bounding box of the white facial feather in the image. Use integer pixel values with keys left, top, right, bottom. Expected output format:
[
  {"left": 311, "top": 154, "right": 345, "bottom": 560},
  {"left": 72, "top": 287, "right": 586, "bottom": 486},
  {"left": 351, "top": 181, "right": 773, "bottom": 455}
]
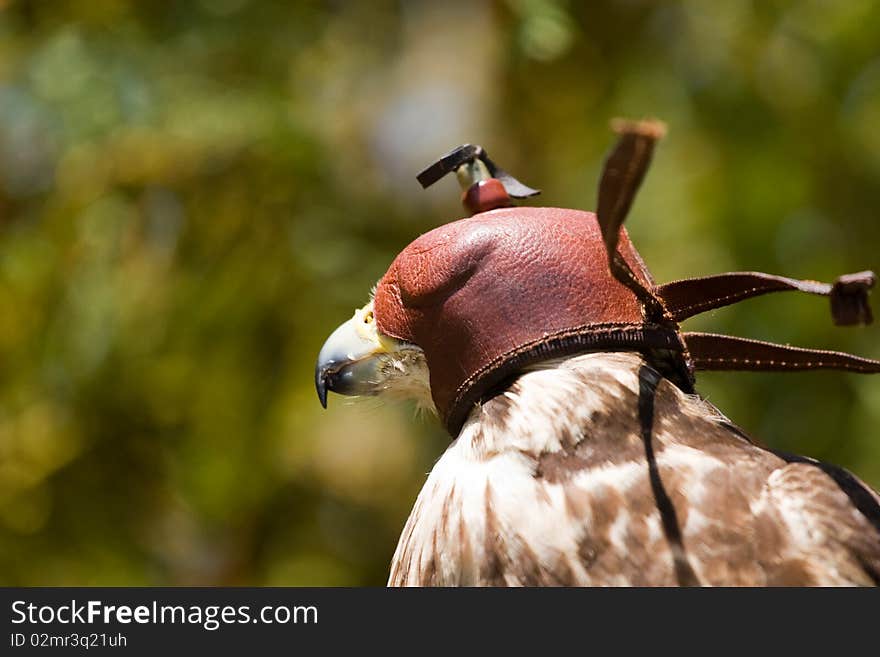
[{"left": 354, "top": 299, "right": 435, "bottom": 413}]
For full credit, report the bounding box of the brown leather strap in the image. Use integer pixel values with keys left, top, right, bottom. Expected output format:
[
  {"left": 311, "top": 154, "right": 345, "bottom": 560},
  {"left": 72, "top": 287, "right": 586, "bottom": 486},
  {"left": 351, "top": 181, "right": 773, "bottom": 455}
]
[
  {"left": 684, "top": 332, "right": 880, "bottom": 373},
  {"left": 597, "top": 119, "right": 669, "bottom": 321},
  {"left": 658, "top": 271, "right": 875, "bottom": 326}
]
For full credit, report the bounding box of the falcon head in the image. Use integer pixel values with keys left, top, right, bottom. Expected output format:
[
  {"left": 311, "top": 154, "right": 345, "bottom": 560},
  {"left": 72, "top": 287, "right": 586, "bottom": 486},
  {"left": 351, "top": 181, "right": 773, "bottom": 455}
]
[
  {"left": 313, "top": 134, "right": 666, "bottom": 432},
  {"left": 314, "top": 204, "right": 666, "bottom": 436},
  {"left": 315, "top": 299, "right": 433, "bottom": 413}
]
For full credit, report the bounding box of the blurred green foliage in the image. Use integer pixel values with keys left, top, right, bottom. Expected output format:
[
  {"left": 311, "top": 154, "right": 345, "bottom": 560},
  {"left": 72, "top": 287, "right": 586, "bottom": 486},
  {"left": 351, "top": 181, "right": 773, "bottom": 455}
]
[{"left": 1, "top": 0, "right": 879, "bottom": 585}]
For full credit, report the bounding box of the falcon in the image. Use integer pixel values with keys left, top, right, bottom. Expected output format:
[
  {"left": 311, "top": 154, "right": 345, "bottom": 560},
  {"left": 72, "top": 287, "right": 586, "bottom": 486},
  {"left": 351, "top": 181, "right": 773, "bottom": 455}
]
[{"left": 315, "top": 122, "right": 880, "bottom": 586}]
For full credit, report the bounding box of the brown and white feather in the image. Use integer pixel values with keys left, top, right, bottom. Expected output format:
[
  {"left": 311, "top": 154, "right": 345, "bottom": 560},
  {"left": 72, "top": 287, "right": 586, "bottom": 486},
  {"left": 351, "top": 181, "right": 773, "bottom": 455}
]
[{"left": 388, "top": 352, "right": 880, "bottom": 586}]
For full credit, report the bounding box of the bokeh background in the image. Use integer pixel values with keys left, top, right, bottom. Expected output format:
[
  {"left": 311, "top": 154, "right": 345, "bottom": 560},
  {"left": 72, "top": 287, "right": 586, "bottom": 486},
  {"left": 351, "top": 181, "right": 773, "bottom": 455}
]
[{"left": 1, "top": 0, "right": 879, "bottom": 585}]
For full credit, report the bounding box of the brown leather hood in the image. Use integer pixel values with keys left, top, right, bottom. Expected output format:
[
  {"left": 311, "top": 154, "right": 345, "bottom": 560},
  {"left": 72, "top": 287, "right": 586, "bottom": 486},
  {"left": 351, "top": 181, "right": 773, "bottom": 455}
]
[{"left": 374, "top": 206, "right": 684, "bottom": 432}]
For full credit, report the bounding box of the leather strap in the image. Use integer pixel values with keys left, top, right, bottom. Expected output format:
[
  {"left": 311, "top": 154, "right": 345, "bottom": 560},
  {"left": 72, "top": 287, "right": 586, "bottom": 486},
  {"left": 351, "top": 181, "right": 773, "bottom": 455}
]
[
  {"left": 597, "top": 119, "right": 669, "bottom": 322},
  {"left": 658, "top": 271, "right": 876, "bottom": 325},
  {"left": 596, "top": 121, "right": 880, "bottom": 380},
  {"left": 684, "top": 332, "right": 880, "bottom": 373}
]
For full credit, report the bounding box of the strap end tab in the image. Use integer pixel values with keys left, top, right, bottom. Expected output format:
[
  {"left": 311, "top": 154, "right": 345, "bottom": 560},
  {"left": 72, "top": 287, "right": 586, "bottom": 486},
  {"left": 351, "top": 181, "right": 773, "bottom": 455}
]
[{"left": 831, "top": 271, "right": 875, "bottom": 326}]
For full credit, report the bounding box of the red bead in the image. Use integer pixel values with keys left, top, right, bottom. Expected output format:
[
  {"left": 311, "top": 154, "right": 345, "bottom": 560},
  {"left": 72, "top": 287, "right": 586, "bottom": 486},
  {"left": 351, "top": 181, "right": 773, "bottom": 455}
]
[{"left": 461, "top": 179, "right": 512, "bottom": 215}]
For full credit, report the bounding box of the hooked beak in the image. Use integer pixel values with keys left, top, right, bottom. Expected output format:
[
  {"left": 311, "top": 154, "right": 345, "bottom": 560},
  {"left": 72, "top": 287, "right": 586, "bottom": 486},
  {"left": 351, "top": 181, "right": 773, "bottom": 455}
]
[{"left": 315, "top": 308, "right": 392, "bottom": 408}]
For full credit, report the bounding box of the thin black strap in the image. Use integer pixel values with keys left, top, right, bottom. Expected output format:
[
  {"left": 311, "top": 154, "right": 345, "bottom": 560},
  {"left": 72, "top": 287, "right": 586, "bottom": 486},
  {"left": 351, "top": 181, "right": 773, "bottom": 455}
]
[{"left": 637, "top": 365, "right": 700, "bottom": 586}]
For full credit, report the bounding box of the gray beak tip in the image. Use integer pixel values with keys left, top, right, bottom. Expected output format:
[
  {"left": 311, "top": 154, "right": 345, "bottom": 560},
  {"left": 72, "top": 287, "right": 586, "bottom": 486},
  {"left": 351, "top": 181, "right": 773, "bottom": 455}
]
[{"left": 315, "top": 365, "right": 329, "bottom": 409}]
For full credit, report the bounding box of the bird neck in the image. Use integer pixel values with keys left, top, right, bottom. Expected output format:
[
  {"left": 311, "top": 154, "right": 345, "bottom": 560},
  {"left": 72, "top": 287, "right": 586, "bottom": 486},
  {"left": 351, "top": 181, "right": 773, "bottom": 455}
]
[{"left": 455, "top": 351, "right": 658, "bottom": 458}]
